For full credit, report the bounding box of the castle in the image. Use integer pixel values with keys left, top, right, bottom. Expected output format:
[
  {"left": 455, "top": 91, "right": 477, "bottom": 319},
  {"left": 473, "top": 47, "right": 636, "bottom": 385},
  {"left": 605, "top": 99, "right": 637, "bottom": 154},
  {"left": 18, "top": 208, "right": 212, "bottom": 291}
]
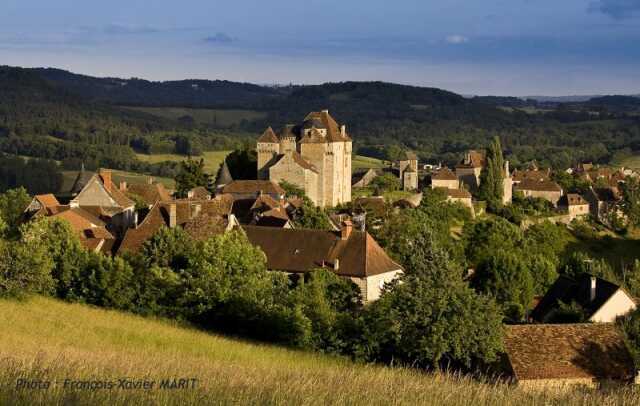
[{"left": 257, "top": 110, "right": 352, "bottom": 207}]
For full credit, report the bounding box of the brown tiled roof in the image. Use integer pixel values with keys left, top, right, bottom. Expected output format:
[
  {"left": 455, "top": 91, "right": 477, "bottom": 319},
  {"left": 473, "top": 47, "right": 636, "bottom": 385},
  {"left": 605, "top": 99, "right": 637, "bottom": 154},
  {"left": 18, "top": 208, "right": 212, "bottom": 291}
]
[
  {"left": 98, "top": 173, "right": 135, "bottom": 209},
  {"left": 504, "top": 324, "right": 635, "bottom": 381},
  {"left": 52, "top": 207, "right": 107, "bottom": 230},
  {"left": 257, "top": 126, "right": 279, "bottom": 143},
  {"left": 183, "top": 214, "right": 230, "bottom": 241},
  {"left": 35, "top": 194, "right": 60, "bottom": 208},
  {"left": 303, "top": 110, "right": 350, "bottom": 142},
  {"left": 222, "top": 180, "right": 285, "bottom": 196},
  {"left": 515, "top": 179, "right": 562, "bottom": 192},
  {"left": 127, "top": 183, "right": 172, "bottom": 206},
  {"left": 512, "top": 168, "right": 551, "bottom": 183},
  {"left": 117, "top": 196, "right": 233, "bottom": 254},
  {"left": 250, "top": 194, "right": 281, "bottom": 211},
  {"left": 436, "top": 187, "right": 471, "bottom": 199},
  {"left": 261, "top": 207, "right": 289, "bottom": 220},
  {"left": 432, "top": 167, "right": 458, "bottom": 181},
  {"left": 189, "top": 186, "right": 210, "bottom": 200},
  {"left": 353, "top": 196, "right": 387, "bottom": 216},
  {"left": 457, "top": 150, "right": 485, "bottom": 168},
  {"left": 242, "top": 226, "right": 402, "bottom": 278}
]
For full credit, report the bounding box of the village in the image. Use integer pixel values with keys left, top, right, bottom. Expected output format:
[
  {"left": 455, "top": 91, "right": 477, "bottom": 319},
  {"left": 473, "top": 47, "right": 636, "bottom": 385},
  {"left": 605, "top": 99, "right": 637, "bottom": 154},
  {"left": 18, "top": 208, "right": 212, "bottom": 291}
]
[{"left": 14, "top": 109, "right": 640, "bottom": 390}]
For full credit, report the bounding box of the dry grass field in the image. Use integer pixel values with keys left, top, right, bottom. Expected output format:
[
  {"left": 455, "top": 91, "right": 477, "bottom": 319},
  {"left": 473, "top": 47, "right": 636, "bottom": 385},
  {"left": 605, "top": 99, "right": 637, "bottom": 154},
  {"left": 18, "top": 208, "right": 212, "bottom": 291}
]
[{"left": 1, "top": 296, "right": 639, "bottom": 405}]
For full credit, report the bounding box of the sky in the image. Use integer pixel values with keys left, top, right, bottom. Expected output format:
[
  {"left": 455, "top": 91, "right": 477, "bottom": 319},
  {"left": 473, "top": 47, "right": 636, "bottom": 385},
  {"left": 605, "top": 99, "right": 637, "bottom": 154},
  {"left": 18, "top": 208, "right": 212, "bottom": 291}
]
[{"left": 1, "top": 0, "right": 639, "bottom": 96}]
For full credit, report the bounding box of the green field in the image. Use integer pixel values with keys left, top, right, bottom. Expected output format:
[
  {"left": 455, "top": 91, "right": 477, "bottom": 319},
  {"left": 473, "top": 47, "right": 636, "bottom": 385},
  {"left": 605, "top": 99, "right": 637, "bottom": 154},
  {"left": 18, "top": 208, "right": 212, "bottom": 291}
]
[
  {"left": 1, "top": 296, "right": 638, "bottom": 405},
  {"left": 121, "top": 106, "right": 267, "bottom": 127},
  {"left": 135, "top": 150, "right": 231, "bottom": 174},
  {"left": 614, "top": 155, "right": 640, "bottom": 171},
  {"left": 61, "top": 170, "right": 176, "bottom": 189},
  {"left": 352, "top": 155, "right": 388, "bottom": 170}
]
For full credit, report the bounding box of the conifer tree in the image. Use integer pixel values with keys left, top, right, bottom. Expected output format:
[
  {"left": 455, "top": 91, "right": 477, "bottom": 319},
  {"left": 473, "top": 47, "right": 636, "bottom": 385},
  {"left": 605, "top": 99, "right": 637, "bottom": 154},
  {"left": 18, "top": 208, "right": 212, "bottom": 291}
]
[{"left": 479, "top": 137, "right": 504, "bottom": 212}]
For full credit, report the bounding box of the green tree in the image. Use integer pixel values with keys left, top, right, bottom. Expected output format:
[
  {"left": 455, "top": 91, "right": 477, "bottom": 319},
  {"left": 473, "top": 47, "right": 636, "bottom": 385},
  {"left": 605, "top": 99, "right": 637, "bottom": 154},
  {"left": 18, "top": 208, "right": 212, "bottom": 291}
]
[
  {"left": 620, "top": 176, "right": 640, "bottom": 228},
  {"left": 0, "top": 237, "right": 54, "bottom": 298},
  {"left": 370, "top": 173, "right": 401, "bottom": 194},
  {"left": 463, "top": 217, "right": 524, "bottom": 266},
  {"left": 621, "top": 307, "right": 640, "bottom": 367},
  {"left": 478, "top": 137, "right": 505, "bottom": 211},
  {"left": 293, "top": 200, "right": 333, "bottom": 230},
  {"left": 358, "top": 245, "right": 503, "bottom": 369},
  {"left": 174, "top": 158, "right": 211, "bottom": 198},
  {"left": 0, "top": 187, "right": 31, "bottom": 238}
]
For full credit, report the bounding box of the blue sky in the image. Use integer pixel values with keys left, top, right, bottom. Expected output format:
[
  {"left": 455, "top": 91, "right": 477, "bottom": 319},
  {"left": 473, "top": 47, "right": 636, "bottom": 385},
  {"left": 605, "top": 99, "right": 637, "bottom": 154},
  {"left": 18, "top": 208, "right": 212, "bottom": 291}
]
[{"left": 1, "top": 0, "right": 639, "bottom": 96}]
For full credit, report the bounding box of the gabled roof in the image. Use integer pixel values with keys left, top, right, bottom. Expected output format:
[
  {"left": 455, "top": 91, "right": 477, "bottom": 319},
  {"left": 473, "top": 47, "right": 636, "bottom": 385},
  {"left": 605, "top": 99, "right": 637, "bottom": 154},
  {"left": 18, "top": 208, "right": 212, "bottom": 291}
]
[
  {"left": 531, "top": 274, "right": 627, "bottom": 322},
  {"left": 514, "top": 179, "right": 562, "bottom": 192},
  {"left": 250, "top": 194, "right": 281, "bottom": 211},
  {"left": 457, "top": 150, "right": 485, "bottom": 169},
  {"left": 303, "top": 110, "right": 350, "bottom": 142},
  {"left": 512, "top": 168, "right": 551, "bottom": 183},
  {"left": 504, "top": 324, "right": 635, "bottom": 381},
  {"left": 436, "top": 187, "right": 471, "bottom": 199},
  {"left": 242, "top": 226, "right": 402, "bottom": 278},
  {"left": 126, "top": 183, "right": 172, "bottom": 206},
  {"left": 35, "top": 194, "right": 60, "bottom": 208},
  {"left": 215, "top": 159, "right": 233, "bottom": 186},
  {"left": 96, "top": 173, "right": 135, "bottom": 209},
  {"left": 117, "top": 196, "right": 234, "bottom": 254},
  {"left": 257, "top": 126, "right": 279, "bottom": 143},
  {"left": 222, "top": 180, "right": 285, "bottom": 196},
  {"left": 432, "top": 167, "right": 458, "bottom": 181}
]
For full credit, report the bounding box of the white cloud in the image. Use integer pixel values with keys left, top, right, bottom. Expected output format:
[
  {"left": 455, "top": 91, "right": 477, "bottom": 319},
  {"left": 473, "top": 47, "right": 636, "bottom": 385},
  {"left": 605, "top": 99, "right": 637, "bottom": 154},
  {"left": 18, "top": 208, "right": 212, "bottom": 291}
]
[{"left": 445, "top": 35, "right": 469, "bottom": 44}]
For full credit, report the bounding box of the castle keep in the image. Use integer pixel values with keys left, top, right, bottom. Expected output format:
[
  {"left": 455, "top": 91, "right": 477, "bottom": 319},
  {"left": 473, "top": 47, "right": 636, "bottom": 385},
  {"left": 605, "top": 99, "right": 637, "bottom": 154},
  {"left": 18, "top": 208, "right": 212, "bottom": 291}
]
[{"left": 257, "top": 110, "right": 352, "bottom": 207}]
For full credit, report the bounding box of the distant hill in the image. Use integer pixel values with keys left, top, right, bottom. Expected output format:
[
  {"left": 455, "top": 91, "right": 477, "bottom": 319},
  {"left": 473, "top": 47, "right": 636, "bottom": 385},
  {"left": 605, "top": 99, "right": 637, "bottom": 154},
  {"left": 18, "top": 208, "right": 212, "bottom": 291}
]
[{"left": 33, "top": 67, "right": 285, "bottom": 108}]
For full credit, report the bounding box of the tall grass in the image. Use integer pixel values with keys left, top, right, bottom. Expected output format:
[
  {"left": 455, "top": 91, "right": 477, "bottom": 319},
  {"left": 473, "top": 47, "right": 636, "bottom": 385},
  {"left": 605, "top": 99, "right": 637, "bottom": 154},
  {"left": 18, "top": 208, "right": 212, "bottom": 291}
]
[{"left": 1, "top": 296, "right": 639, "bottom": 405}]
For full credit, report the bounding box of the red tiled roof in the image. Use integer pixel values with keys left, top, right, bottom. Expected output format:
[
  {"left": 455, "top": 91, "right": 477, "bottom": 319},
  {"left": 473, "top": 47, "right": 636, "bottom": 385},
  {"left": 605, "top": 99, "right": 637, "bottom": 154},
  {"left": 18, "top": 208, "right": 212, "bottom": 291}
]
[
  {"left": 35, "top": 194, "right": 60, "bottom": 208},
  {"left": 222, "top": 180, "right": 285, "bottom": 196},
  {"left": 242, "top": 226, "right": 402, "bottom": 278},
  {"left": 126, "top": 183, "right": 172, "bottom": 206},
  {"left": 504, "top": 324, "right": 635, "bottom": 381},
  {"left": 432, "top": 167, "right": 458, "bottom": 181}
]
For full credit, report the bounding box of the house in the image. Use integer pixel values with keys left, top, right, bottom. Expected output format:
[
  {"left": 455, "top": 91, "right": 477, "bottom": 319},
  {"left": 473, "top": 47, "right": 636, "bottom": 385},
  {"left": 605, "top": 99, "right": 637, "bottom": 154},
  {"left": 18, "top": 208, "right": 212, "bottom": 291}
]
[
  {"left": 512, "top": 167, "right": 551, "bottom": 184},
  {"left": 117, "top": 195, "right": 236, "bottom": 254},
  {"left": 125, "top": 180, "right": 172, "bottom": 208},
  {"left": 352, "top": 168, "right": 381, "bottom": 189},
  {"left": 431, "top": 167, "right": 459, "bottom": 190},
  {"left": 560, "top": 193, "right": 590, "bottom": 221},
  {"left": 221, "top": 180, "right": 285, "bottom": 201},
  {"left": 455, "top": 150, "right": 485, "bottom": 191},
  {"left": 513, "top": 179, "right": 563, "bottom": 206},
  {"left": 393, "top": 192, "right": 423, "bottom": 209},
  {"left": 257, "top": 110, "right": 352, "bottom": 207},
  {"left": 242, "top": 222, "right": 403, "bottom": 302},
  {"left": 69, "top": 169, "right": 136, "bottom": 236},
  {"left": 435, "top": 187, "right": 475, "bottom": 216},
  {"left": 531, "top": 274, "right": 636, "bottom": 323},
  {"left": 584, "top": 186, "right": 624, "bottom": 223},
  {"left": 24, "top": 194, "right": 116, "bottom": 254},
  {"left": 503, "top": 324, "right": 636, "bottom": 390},
  {"left": 187, "top": 186, "right": 211, "bottom": 200}
]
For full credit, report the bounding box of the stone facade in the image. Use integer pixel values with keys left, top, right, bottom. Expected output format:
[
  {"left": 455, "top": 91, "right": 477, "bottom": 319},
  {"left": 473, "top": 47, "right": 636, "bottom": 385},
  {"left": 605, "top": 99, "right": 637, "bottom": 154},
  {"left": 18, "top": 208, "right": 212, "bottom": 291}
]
[
  {"left": 257, "top": 110, "right": 352, "bottom": 208},
  {"left": 349, "top": 270, "right": 404, "bottom": 303}
]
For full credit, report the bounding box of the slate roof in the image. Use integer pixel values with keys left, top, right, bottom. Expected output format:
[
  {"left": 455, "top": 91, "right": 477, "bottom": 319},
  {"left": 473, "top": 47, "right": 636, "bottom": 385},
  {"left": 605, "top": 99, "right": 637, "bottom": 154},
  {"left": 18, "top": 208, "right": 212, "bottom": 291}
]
[
  {"left": 504, "top": 324, "right": 635, "bottom": 381},
  {"left": 242, "top": 226, "right": 403, "bottom": 278},
  {"left": 531, "top": 274, "right": 628, "bottom": 322},
  {"left": 222, "top": 180, "right": 285, "bottom": 196}
]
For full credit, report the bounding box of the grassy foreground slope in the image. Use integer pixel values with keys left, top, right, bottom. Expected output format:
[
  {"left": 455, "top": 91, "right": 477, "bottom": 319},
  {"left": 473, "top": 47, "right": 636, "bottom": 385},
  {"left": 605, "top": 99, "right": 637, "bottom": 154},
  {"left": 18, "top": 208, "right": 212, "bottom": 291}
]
[{"left": 1, "top": 297, "right": 638, "bottom": 406}]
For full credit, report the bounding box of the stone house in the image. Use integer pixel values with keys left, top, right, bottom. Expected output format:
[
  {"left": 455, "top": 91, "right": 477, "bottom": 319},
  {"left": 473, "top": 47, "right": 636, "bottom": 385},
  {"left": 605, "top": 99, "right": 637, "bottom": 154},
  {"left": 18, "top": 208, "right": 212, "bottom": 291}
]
[
  {"left": 584, "top": 186, "right": 625, "bottom": 223},
  {"left": 124, "top": 179, "right": 172, "bottom": 208},
  {"left": 69, "top": 169, "right": 136, "bottom": 236},
  {"left": 455, "top": 150, "right": 485, "bottom": 192},
  {"left": 514, "top": 179, "right": 563, "bottom": 206},
  {"left": 531, "top": 274, "right": 637, "bottom": 323},
  {"left": 559, "top": 193, "right": 590, "bottom": 221},
  {"left": 435, "top": 187, "right": 475, "bottom": 217},
  {"left": 257, "top": 110, "right": 352, "bottom": 208},
  {"left": 431, "top": 167, "right": 459, "bottom": 190},
  {"left": 117, "top": 195, "right": 236, "bottom": 254},
  {"left": 503, "top": 324, "right": 637, "bottom": 390},
  {"left": 398, "top": 151, "right": 419, "bottom": 191},
  {"left": 242, "top": 222, "right": 403, "bottom": 303}
]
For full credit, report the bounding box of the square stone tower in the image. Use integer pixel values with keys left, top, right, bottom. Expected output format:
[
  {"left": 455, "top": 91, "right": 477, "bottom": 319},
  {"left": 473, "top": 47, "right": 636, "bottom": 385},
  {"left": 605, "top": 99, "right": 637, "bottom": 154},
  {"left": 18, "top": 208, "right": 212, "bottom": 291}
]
[{"left": 256, "top": 110, "right": 352, "bottom": 207}]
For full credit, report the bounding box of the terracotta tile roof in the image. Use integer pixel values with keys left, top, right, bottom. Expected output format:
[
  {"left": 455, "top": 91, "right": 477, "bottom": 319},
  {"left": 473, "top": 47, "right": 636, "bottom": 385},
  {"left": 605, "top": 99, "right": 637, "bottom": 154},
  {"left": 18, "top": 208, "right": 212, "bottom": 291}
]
[
  {"left": 257, "top": 126, "right": 279, "bottom": 143},
  {"left": 504, "top": 324, "right": 635, "bottom": 381},
  {"left": 52, "top": 207, "right": 107, "bottom": 230},
  {"left": 222, "top": 180, "right": 285, "bottom": 196},
  {"left": 35, "top": 194, "right": 60, "bottom": 208},
  {"left": 512, "top": 168, "right": 551, "bottom": 183},
  {"left": 531, "top": 274, "right": 624, "bottom": 322},
  {"left": 261, "top": 207, "right": 290, "bottom": 220},
  {"left": 250, "top": 194, "right": 281, "bottom": 211},
  {"left": 188, "top": 186, "right": 210, "bottom": 200},
  {"left": 353, "top": 196, "right": 387, "bottom": 216},
  {"left": 126, "top": 183, "right": 172, "bottom": 206},
  {"left": 117, "top": 196, "right": 234, "bottom": 254},
  {"left": 303, "top": 110, "right": 350, "bottom": 142},
  {"left": 183, "top": 214, "right": 230, "bottom": 241},
  {"left": 432, "top": 167, "right": 458, "bottom": 181},
  {"left": 457, "top": 150, "right": 485, "bottom": 169},
  {"left": 515, "top": 179, "right": 562, "bottom": 192},
  {"left": 242, "top": 226, "right": 402, "bottom": 278}
]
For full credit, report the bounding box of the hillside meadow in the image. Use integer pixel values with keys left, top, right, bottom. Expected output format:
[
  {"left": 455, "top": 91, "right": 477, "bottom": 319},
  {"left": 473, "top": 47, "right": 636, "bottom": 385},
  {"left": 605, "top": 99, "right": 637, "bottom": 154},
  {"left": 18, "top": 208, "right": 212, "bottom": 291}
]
[{"left": 1, "top": 296, "right": 639, "bottom": 405}]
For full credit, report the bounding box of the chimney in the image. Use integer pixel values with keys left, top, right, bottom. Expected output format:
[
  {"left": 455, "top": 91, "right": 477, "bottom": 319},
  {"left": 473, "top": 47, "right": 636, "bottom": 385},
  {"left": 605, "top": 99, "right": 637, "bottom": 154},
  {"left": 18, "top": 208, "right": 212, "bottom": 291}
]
[
  {"left": 169, "top": 203, "right": 177, "bottom": 228},
  {"left": 341, "top": 125, "right": 346, "bottom": 137},
  {"left": 99, "top": 169, "right": 112, "bottom": 192},
  {"left": 321, "top": 109, "right": 329, "bottom": 114},
  {"left": 334, "top": 259, "right": 340, "bottom": 271},
  {"left": 133, "top": 212, "right": 139, "bottom": 228},
  {"left": 341, "top": 220, "right": 353, "bottom": 240},
  {"left": 192, "top": 204, "right": 202, "bottom": 219},
  {"left": 119, "top": 181, "right": 127, "bottom": 192},
  {"left": 590, "top": 276, "right": 597, "bottom": 302},
  {"left": 147, "top": 177, "right": 154, "bottom": 185}
]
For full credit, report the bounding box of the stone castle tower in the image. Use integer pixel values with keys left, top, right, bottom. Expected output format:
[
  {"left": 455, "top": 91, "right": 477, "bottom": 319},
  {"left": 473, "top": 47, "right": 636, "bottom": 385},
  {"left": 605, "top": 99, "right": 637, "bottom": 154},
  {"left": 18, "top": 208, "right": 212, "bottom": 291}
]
[{"left": 257, "top": 110, "right": 352, "bottom": 208}]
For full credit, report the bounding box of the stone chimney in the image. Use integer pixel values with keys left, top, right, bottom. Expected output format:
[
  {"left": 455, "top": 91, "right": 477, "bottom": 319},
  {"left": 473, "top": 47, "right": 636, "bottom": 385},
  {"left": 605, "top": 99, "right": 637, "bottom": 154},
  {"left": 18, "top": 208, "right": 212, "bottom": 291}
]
[
  {"left": 168, "top": 203, "right": 177, "bottom": 228},
  {"left": 99, "top": 169, "right": 112, "bottom": 192},
  {"left": 341, "top": 125, "right": 346, "bottom": 137},
  {"left": 590, "top": 276, "right": 597, "bottom": 302},
  {"left": 341, "top": 220, "right": 353, "bottom": 240},
  {"left": 334, "top": 259, "right": 340, "bottom": 271},
  {"left": 119, "top": 181, "right": 127, "bottom": 192}
]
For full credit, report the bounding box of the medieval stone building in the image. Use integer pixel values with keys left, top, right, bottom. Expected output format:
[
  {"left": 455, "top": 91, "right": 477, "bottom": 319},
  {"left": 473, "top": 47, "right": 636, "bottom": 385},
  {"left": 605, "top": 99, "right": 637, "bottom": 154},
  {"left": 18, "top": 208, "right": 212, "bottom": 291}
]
[{"left": 257, "top": 110, "right": 352, "bottom": 208}]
